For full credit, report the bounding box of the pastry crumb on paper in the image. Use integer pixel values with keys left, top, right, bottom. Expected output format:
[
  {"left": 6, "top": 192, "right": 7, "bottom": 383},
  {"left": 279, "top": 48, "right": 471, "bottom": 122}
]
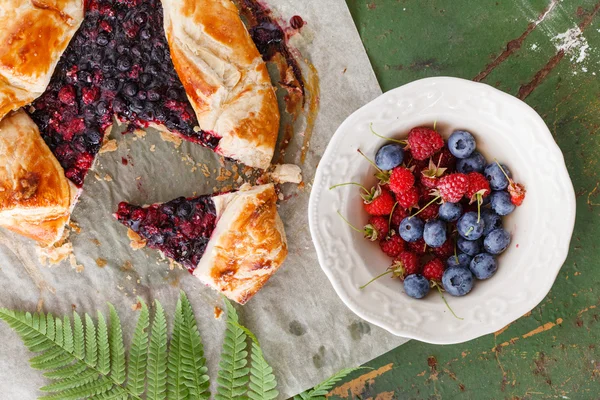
[
  {"left": 214, "top": 306, "right": 223, "bottom": 319},
  {"left": 36, "top": 232, "right": 73, "bottom": 265},
  {"left": 99, "top": 138, "right": 118, "bottom": 153},
  {"left": 127, "top": 228, "right": 147, "bottom": 250},
  {"left": 270, "top": 164, "right": 303, "bottom": 184},
  {"left": 159, "top": 131, "right": 182, "bottom": 148},
  {"left": 69, "top": 254, "right": 84, "bottom": 273}
]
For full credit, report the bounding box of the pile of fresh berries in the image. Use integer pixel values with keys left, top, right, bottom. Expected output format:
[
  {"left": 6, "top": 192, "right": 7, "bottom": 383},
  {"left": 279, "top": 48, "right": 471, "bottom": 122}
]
[{"left": 334, "top": 125, "right": 526, "bottom": 305}]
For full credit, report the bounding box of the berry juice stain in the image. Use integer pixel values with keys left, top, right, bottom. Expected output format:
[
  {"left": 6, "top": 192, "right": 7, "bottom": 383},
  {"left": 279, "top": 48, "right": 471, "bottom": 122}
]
[{"left": 28, "top": 0, "right": 215, "bottom": 187}]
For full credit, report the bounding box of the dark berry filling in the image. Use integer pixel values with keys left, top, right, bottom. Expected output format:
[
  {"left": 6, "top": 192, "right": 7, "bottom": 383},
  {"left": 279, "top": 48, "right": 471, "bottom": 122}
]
[
  {"left": 116, "top": 195, "right": 217, "bottom": 272},
  {"left": 28, "top": 0, "right": 218, "bottom": 187}
]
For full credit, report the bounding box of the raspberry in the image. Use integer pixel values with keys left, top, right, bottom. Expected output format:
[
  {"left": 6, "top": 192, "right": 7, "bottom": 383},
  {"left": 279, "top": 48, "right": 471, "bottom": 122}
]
[
  {"left": 390, "top": 251, "right": 420, "bottom": 279},
  {"left": 432, "top": 238, "right": 454, "bottom": 259},
  {"left": 407, "top": 127, "right": 444, "bottom": 160},
  {"left": 509, "top": 182, "right": 526, "bottom": 206},
  {"left": 421, "top": 174, "right": 438, "bottom": 189},
  {"left": 437, "top": 173, "right": 469, "bottom": 203},
  {"left": 366, "top": 216, "right": 389, "bottom": 240},
  {"left": 466, "top": 172, "right": 491, "bottom": 202},
  {"left": 380, "top": 234, "right": 405, "bottom": 257},
  {"left": 58, "top": 85, "right": 76, "bottom": 105},
  {"left": 396, "top": 186, "right": 420, "bottom": 209},
  {"left": 389, "top": 167, "right": 415, "bottom": 194},
  {"left": 75, "top": 153, "right": 95, "bottom": 170},
  {"left": 423, "top": 258, "right": 445, "bottom": 282},
  {"left": 390, "top": 207, "right": 408, "bottom": 227},
  {"left": 407, "top": 238, "right": 427, "bottom": 255},
  {"left": 363, "top": 188, "right": 395, "bottom": 216},
  {"left": 418, "top": 202, "right": 439, "bottom": 221},
  {"left": 433, "top": 147, "right": 456, "bottom": 170},
  {"left": 82, "top": 86, "right": 99, "bottom": 105}
]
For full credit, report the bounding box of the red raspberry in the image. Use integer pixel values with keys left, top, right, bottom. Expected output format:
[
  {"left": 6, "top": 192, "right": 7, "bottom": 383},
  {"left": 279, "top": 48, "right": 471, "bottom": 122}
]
[
  {"left": 75, "top": 153, "right": 95, "bottom": 170},
  {"left": 407, "top": 127, "right": 444, "bottom": 160},
  {"left": 418, "top": 202, "right": 439, "bottom": 221},
  {"left": 380, "top": 234, "right": 405, "bottom": 257},
  {"left": 433, "top": 147, "right": 456, "bottom": 170},
  {"left": 432, "top": 238, "right": 454, "bottom": 259},
  {"left": 396, "top": 186, "right": 419, "bottom": 209},
  {"left": 363, "top": 188, "right": 395, "bottom": 216},
  {"left": 407, "top": 238, "right": 427, "bottom": 255},
  {"left": 366, "top": 216, "right": 389, "bottom": 241},
  {"left": 423, "top": 258, "right": 445, "bottom": 282},
  {"left": 421, "top": 174, "right": 438, "bottom": 189},
  {"left": 466, "top": 172, "right": 491, "bottom": 203},
  {"left": 390, "top": 251, "right": 420, "bottom": 279},
  {"left": 390, "top": 207, "right": 408, "bottom": 227},
  {"left": 389, "top": 167, "right": 415, "bottom": 194},
  {"left": 82, "top": 86, "right": 99, "bottom": 105},
  {"left": 437, "top": 173, "right": 468, "bottom": 203},
  {"left": 509, "top": 182, "right": 526, "bottom": 206}
]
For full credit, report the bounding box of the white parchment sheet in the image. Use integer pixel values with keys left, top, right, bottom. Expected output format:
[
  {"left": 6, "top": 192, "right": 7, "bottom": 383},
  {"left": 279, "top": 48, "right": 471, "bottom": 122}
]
[{"left": 0, "top": 0, "right": 409, "bottom": 397}]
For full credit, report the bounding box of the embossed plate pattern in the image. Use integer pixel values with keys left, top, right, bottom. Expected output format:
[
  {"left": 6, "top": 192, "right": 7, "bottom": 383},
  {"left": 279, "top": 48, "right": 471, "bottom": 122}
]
[{"left": 308, "top": 77, "right": 576, "bottom": 344}]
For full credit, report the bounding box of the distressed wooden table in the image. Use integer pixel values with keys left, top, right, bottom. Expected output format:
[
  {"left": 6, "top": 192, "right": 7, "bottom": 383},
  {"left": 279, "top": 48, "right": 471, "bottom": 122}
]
[{"left": 327, "top": 0, "right": 600, "bottom": 398}]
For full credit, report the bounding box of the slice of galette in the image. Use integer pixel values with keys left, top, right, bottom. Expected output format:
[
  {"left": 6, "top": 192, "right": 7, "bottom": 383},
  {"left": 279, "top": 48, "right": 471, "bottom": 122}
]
[{"left": 115, "top": 184, "right": 287, "bottom": 304}]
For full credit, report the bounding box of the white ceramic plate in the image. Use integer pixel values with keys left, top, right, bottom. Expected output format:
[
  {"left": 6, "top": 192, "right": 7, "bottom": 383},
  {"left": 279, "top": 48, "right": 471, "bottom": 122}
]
[{"left": 308, "top": 77, "right": 576, "bottom": 344}]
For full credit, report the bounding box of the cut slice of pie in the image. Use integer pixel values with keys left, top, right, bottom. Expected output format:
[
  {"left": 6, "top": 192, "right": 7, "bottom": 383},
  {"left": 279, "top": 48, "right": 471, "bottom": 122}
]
[
  {"left": 115, "top": 184, "right": 287, "bottom": 304},
  {"left": 0, "top": 110, "right": 77, "bottom": 245}
]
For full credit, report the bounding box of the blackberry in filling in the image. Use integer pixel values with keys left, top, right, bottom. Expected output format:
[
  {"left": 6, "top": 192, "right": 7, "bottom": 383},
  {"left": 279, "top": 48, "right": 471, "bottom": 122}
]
[
  {"left": 28, "top": 0, "right": 219, "bottom": 187},
  {"left": 116, "top": 195, "right": 217, "bottom": 272}
]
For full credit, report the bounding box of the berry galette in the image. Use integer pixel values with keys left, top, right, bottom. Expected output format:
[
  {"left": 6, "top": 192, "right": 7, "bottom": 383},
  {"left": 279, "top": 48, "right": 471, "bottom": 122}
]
[{"left": 0, "top": 0, "right": 290, "bottom": 302}]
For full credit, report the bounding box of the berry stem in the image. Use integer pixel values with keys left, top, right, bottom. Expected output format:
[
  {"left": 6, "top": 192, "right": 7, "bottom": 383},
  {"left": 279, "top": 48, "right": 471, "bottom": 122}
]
[
  {"left": 360, "top": 269, "right": 392, "bottom": 289},
  {"left": 369, "top": 123, "right": 408, "bottom": 145},
  {"left": 357, "top": 149, "right": 385, "bottom": 174},
  {"left": 388, "top": 202, "right": 399, "bottom": 230},
  {"left": 433, "top": 120, "right": 438, "bottom": 131},
  {"left": 476, "top": 193, "right": 482, "bottom": 223},
  {"left": 336, "top": 210, "right": 363, "bottom": 234},
  {"left": 465, "top": 226, "right": 474, "bottom": 237},
  {"left": 330, "top": 182, "right": 369, "bottom": 192},
  {"left": 411, "top": 196, "right": 440, "bottom": 218},
  {"left": 494, "top": 159, "right": 514, "bottom": 184},
  {"left": 433, "top": 282, "right": 464, "bottom": 320}
]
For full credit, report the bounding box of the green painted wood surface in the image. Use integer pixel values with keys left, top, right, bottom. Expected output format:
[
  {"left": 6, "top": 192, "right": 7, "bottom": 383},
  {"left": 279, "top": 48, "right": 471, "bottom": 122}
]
[{"left": 327, "top": 1, "right": 600, "bottom": 398}]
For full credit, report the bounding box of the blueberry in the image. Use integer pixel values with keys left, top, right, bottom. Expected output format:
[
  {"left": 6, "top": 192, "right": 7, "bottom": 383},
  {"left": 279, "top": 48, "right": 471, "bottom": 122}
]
[
  {"left": 446, "top": 253, "right": 472, "bottom": 269},
  {"left": 457, "top": 236, "right": 483, "bottom": 256},
  {"left": 177, "top": 203, "right": 192, "bottom": 218},
  {"left": 457, "top": 211, "right": 485, "bottom": 240},
  {"left": 102, "top": 78, "right": 118, "bottom": 91},
  {"left": 147, "top": 90, "right": 161, "bottom": 102},
  {"left": 140, "top": 73, "right": 152, "bottom": 85},
  {"left": 470, "top": 253, "right": 497, "bottom": 279},
  {"left": 484, "top": 163, "right": 511, "bottom": 191},
  {"left": 123, "top": 82, "right": 138, "bottom": 97},
  {"left": 423, "top": 220, "right": 447, "bottom": 248},
  {"left": 448, "top": 130, "right": 476, "bottom": 159},
  {"left": 404, "top": 274, "right": 430, "bottom": 299},
  {"left": 481, "top": 209, "right": 502, "bottom": 236},
  {"left": 151, "top": 47, "right": 165, "bottom": 61},
  {"left": 375, "top": 143, "right": 404, "bottom": 170},
  {"left": 439, "top": 202, "right": 463, "bottom": 222},
  {"left": 442, "top": 267, "right": 474, "bottom": 296},
  {"left": 96, "top": 33, "right": 109, "bottom": 46},
  {"left": 399, "top": 217, "right": 424, "bottom": 243},
  {"left": 484, "top": 228, "right": 511, "bottom": 255},
  {"left": 140, "top": 29, "right": 151, "bottom": 40},
  {"left": 457, "top": 151, "right": 486, "bottom": 173},
  {"left": 490, "top": 191, "right": 516, "bottom": 216},
  {"left": 117, "top": 56, "right": 132, "bottom": 71}
]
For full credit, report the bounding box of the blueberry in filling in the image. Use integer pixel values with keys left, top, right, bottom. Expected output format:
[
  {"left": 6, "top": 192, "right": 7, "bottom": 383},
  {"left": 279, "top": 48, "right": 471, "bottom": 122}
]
[
  {"left": 115, "top": 195, "right": 217, "bottom": 272},
  {"left": 28, "top": 0, "right": 219, "bottom": 187}
]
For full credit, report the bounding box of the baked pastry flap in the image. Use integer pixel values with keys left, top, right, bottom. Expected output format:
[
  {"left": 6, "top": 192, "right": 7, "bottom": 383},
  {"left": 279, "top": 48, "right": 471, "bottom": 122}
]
[{"left": 115, "top": 183, "right": 287, "bottom": 304}]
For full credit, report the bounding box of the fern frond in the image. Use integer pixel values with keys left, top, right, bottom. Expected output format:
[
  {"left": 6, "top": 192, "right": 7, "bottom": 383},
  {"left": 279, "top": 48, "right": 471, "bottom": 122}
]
[
  {"left": 63, "top": 316, "right": 74, "bottom": 353},
  {"left": 40, "top": 368, "right": 98, "bottom": 392},
  {"left": 38, "top": 375, "right": 114, "bottom": 400},
  {"left": 167, "top": 299, "right": 189, "bottom": 400},
  {"left": 54, "top": 317, "right": 64, "bottom": 347},
  {"left": 85, "top": 313, "right": 98, "bottom": 367},
  {"left": 108, "top": 304, "right": 126, "bottom": 384},
  {"left": 46, "top": 312, "right": 55, "bottom": 341},
  {"left": 215, "top": 299, "right": 249, "bottom": 400},
  {"left": 97, "top": 312, "right": 110, "bottom": 375},
  {"left": 293, "top": 368, "right": 366, "bottom": 399},
  {"left": 179, "top": 291, "right": 210, "bottom": 399},
  {"left": 126, "top": 299, "right": 149, "bottom": 396},
  {"left": 89, "top": 387, "right": 130, "bottom": 400},
  {"left": 73, "top": 313, "right": 84, "bottom": 359},
  {"left": 147, "top": 301, "right": 168, "bottom": 400},
  {"left": 43, "top": 362, "right": 87, "bottom": 379}
]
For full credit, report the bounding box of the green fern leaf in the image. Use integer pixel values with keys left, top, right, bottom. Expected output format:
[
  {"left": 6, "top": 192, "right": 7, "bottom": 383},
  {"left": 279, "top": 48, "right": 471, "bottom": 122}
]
[
  {"left": 167, "top": 299, "right": 189, "bottom": 400},
  {"left": 179, "top": 291, "right": 210, "bottom": 399},
  {"left": 89, "top": 387, "right": 130, "bottom": 400},
  {"left": 63, "top": 316, "right": 74, "bottom": 353},
  {"left": 38, "top": 375, "right": 114, "bottom": 400},
  {"left": 43, "top": 362, "right": 87, "bottom": 379},
  {"left": 30, "top": 350, "right": 72, "bottom": 370},
  {"left": 126, "top": 299, "right": 149, "bottom": 396},
  {"left": 54, "top": 316, "right": 64, "bottom": 347},
  {"left": 40, "top": 368, "right": 98, "bottom": 392},
  {"left": 85, "top": 313, "right": 98, "bottom": 367},
  {"left": 46, "top": 312, "right": 55, "bottom": 341},
  {"left": 215, "top": 299, "right": 249, "bottom": 400},
  {"left": 293, "top": 368, "right": 366, "bottom": 399},
  {"left": 97, "top": 311, "right": 110, "bottom": 375},
  {"left": 107, "top": 304, "right": 126, "bottom": 384},
  {"left": 73, "top": 313, "right": 84, "bottom": 359},
  {"left": 147, "top": 301, "right": 168, "bottom": 400}
]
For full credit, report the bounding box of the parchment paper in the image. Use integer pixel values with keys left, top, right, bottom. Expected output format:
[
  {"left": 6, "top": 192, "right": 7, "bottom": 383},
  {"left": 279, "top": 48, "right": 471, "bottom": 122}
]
[{"left": 0, "top": 0, "right": 409, "bottom": 398}]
